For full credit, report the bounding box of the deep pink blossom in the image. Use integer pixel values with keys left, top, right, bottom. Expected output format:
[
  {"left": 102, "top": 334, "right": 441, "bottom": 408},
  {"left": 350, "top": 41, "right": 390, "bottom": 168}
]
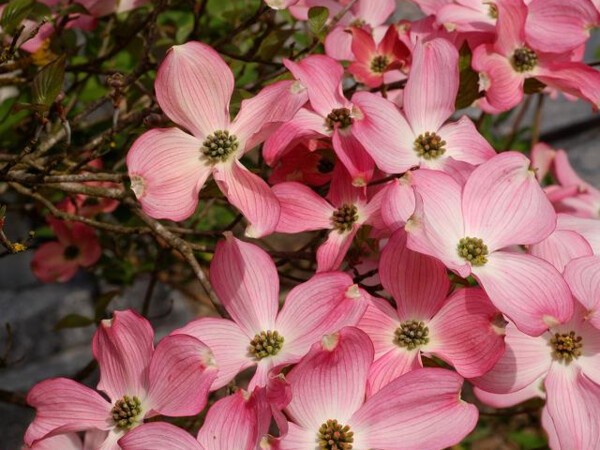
[
  {"left": 358, "top": 229, "right": 505, "bottom": 395},
  {"left": 127, "top": 42, "right": 307, "bottom": 236},
  {"left": 407, "top": 151, "right": 573, "bottom": 335},
  {"left": 473, "top": 303, "right": 600, "bottom": 450},
  {"left": 31, "top": 217, "right": 101, "bottom": 283},
  {"left": 273, "top": 166, "right": 385, "bottom": 272},
  {"left": 276, "top": 326, "right": 478, "bottom": 449},
  {"left": 25, "top": 310, "right": 217, "bottom": 450},
  {"left": 267, "top": 139, "right": 334, "bottom": 187},
  {"left": 352, "top": 37, "right": 495, "bottom": 177},
  {"left": 173, "top": 233, "right": 369, "bottom": 390}
]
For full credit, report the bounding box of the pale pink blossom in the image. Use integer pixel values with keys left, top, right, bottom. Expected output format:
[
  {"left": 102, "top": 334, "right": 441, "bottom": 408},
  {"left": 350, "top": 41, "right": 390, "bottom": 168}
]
[
  {"left": 31, "top": 217, "right": 101, "bottom": 283},
  {"left": 127, "top": 42, "right": 307, "bottom": 237},
  {"left": 25, "top": 310, "right": 217, "bottom": 450},
  {"left": 352, "top": 37, "right": 495, "bottom": 178},
  {"left": 119, "top": 387, "right": 271, "bottom": 450},
  {"left": 473, "top": 303, "right": 600, "bottom": 450},
  {"left": 435, "top": 0, "right": 498, "bottom": 33},
  {"left": 407, "top": 151, "right": 573, "bottom": 336},
  {"left": 564, "top": 256, "right": 600, "bottom": 330},
  {"left": 358, "top": 229, "right": 505, "bottom": 395},
  {"left": 273, "top": 165, "right": 385, "bottom": 272},
  {"left": 276, "top": 326, "right": 478, "bottom": 449},
  {"left": 173, "top": 234, "right": 369, "bottom": 390},
  {"left": 472, "top": 0, "right": 600, "bottom": 112}
]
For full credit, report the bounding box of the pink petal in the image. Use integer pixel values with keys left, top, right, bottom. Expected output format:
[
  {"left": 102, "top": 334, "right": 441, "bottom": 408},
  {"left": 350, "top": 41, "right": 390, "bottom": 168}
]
[
  {"left": 25, "top": 378, "right": 111, "bottom": 446},
  {"left": 146, "top": 335, "right": 217, "bottom": 416},
  {"left": 350, "top": 368, "right": 478, "bottom": 450},
  {"left": 553, "top": 149, "right": 596, "bottom": 191},
  {"left": 525, "top": 0, "right": 598, "bottom": 54},
  {"left": 380, "top": 229, "right": 450, "bottom": 320},
  {"left": 284, "top": 327, "right": 374, "bottom": 429},
  {"left": 155, "top": 42, "right": 233, "bottom": 138},
  {"left": 473, "top": 251, "right": 573, "bottom": 336},
  {"left": 462, "top": 152, "right": 557, "bottom": 252},
  {"left": 404, "top": 38, "right": 459, "bottom": 135},
  {"left": 530, "top": 142, "right": 556, "bottom": 181},
  {"left": 536, "top": 61, "right": 600, "bottom": 110},
  {"left": 381, "top": 177, "right": 416, "bottom": 231},
  {"left": 316, "top": 226, "right": 358, "bottom": 272},
  {"left": 324, "top": 26, "right": 354, "bottom": 62},
  {"left": 494, "top": 0, "right": 527, "bottom": 56},
  {"left": 118, "top": 423, "right": 202, "bottom": 450},
  {"left": 437, "top": 116, "right": 495, "bottom": 166},
  {"left": 471, "top": 321, "right": 551, "bottom": 394},
  {"left": 326, "top": 163, "right": 364, "bottom": 206},
  {"left": 354, "top": 0, "right": 396, "bottom": 26},
  {"left": 272, "top": 182, "right": 334, "bottom": 233},
  {"left": 564, "top": 256, "right": 600, "bottom": 329},
  {"left": 331, "top": 129, "right": 374, "bottom": 185},
  {"left": 71, "top": 223, "right": 102, "bottom": 267},
  {"left": 278, "top": 423, "right": 318, "bottom": 449},
  {"left": 213, "top": 160, "right": 281, "bottom": 238},
  {"left": 263, "top": 108, "right": 327, "bottom": 166},
  {"left": 29, "top": 433, "right": 83, "bottom": 450},
  {"left": 210, "top": 235, "right": 279, "bottom": 335},
  {"left": 92, "top": 310, "right": 154, "bottom": 401},
  {"left": 31, "top": 242, "right": 79, "bottom": 283},
  {"left": 357, "top": 296, "right": 400, "bottom": 357},
  {"left": 472, "top": 45, "right": 524, "bottom": 113},
  {"left": 366, "top": 348, "right": 422, "bottom": 397},
  {"left": 351, "top": 91, "right": 418, "bottom": 174},
  {"left": 126, "top": 128, "right": 210, "bottom": 221},
  {"left": 529, "top": 229, "right": 592, "bottom": 273},
  {"left": 230, "top": 80, "right": 308, "bottom": 151},
  {"left": 474, "top": 378, "right": 545, "bottom": 408},
  {"left": 172, "top": 317, "right": 253, "bottom": 390},
  {"left": 276, "top": 273, "right": 368, "bottom": 358},
  {"left": 410, "top": 169, "right": 468, "bottom": 276},
  {"left": 436, "top": 1, "right": 495, "bottom": 33},
  {"left": 283, "top": 56, "right": 348, "bottom": 116},
  {"left": 427, "top": 287, "right": 506, "bottom": 378},
  {"left": 349, "top": 27, "right": 376, "bottom": 63},
  {"left": 555, "top": 213, "right": 600, "bottom": 252},
  {"left": 544, "top": 365, "right": 600, "bottom": 450},
  {"left": 197, "top": 390, "right": 261, "bottom": 450}
]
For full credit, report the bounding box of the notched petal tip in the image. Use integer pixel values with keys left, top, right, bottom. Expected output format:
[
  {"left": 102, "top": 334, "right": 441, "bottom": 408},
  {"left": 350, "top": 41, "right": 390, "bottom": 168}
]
[
  {"left": 129, "top": 174, "right": 146, "bottom": 199},
  {"left": 543, "top": 314, "right": 561, "bottom": 328},
  {"left": 345, "top": 284, "right": 362, "bottom": 299},
  {"left": 321, "top": 332, "right": 340, "bottom": 351}
]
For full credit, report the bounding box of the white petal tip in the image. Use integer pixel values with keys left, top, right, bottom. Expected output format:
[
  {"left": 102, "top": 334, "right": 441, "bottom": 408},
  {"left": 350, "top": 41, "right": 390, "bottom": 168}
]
[
  {"left": 129, "top": 174, "right": 146, "bottom": 198},
  {"left": 321, "top": 332, "right": 340, "bottom": 351},
  {"left": 345, "top": 284, "right": 362, "bottom": 299},
  {"left": 352, "top": 177, "right": 367, "bottom": 187},
  {"left": 543, "top": 315, "right": 561, "bottom": 328}
]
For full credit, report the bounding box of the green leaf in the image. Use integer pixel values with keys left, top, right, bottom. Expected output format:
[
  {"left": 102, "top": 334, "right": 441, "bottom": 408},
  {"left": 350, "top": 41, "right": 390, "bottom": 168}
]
[
  {"left": 32, "top": 55, "right": 66, "bottom": 112},
  {"left": 54, "top": 314, "right": 95, "bottom": 330},
  {"left": 0, "top": 0, "right": 35, "bottom": 35},
  {"left": 308, "top": 6, "right": 328, "bottom": 37},
  {"left": 455, "top": 43, "right": 481, "bottom": 110}
]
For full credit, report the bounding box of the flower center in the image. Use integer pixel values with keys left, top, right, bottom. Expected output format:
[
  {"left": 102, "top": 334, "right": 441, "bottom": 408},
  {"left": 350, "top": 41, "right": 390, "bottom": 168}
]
[
  {"left": 318, "top": 419, "right": 354, "bottom": 450},
  {"left": 350, "top": 18, "right": 366, "bottom": 28},
  {"left": 370, "top": 55, "right": 390, "bottom": 74},
  {"left": 317, "top": 157, "right": 335, "bottom": 173},
  {"left": 201, "top": 130, "right": 239, "bottom": 163},
  {"left": 63, "top": 245, "right": 80, "bottom": 260},
  {"left": 394, "top": 320, "right": 430, "bottom": 350},
  {"left": 414, "top": 132, "right": 446, "bottom": 160},
  {"left": 457, "top": 237, "right": 489, "bottom": 266},
  {"left": 487, "top": 3, "right": 498, "bottom": 19},
  {"left": 326, "top": 108, "right": 353, "bottom": 131},
  {"left": 111, "top": 395, "right": 143, "bottom": 430},
  {"left": 331, "top": 204, "right": 359, "bottom": 233},
  {"left": 550, "top": 331, "right": 583, "bottom": 363},
  {"left": 249, "top": 330, "right": 284, "bottom": 360},
  {"left": 511, "top": 47, "right": 538, "bottom": 73}
]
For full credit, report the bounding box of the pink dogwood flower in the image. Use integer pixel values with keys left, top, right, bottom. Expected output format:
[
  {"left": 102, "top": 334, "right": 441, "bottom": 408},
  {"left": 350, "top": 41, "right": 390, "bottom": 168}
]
[
  {"left": 472, "top": 0, "right": 600, "bottom": 112},
  {"left": 472, "top": 300, "right": 600, "bottom": 450},
  {"left": 352, "top": 37, "right": 495, "bottom": 177},
  {"left": 407, "top": 151, "right": 573, "bottom": 336},
  {"left": 273, "top": 165, "right": 384, "bottom": 272},
  {"left": 348, "top": 25, "right": 410, "bottom": 88},
  {"left": 268, "top": 139, "right": 335, "bottom": 187},
  {"left": 119, "top": 387, "right": 271, "bottom": 450},
  {"left": 25, "top": 310, "right": 217, "bottom": 450},
  {"left": 564, "top": 256, "right": 600, "bottom": 330},
  {"left": 265, "top": 55, "right": 379, "bottom": 185},
  {"left": 276, "top": 326, "right": 478, "bottom": 449},
  {"left": 173, "top": 233, "right": 368, "bottom": 390},
  {"left": 31, "top": 217, "right": 101, "bottom": 283},
  {"left": 435, "top": 0, "right": 498, "bottom": 34},
  {"left": 358, "top": 229, "right": 505, "bottom": 395},
  {"left": 127, "top": 41, "right": 307, "bottom": 237}
]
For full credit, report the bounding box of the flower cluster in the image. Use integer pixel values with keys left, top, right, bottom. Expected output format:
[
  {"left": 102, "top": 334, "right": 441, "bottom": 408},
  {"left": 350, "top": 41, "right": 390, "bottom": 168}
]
[{"left": 20, "top": 0, "right": 600, "bottom": 449}]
